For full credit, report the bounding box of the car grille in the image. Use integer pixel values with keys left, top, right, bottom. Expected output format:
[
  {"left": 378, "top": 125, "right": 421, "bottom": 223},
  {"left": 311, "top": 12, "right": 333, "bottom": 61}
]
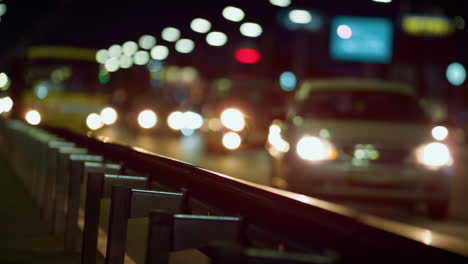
[{"left": 342, "top": 146, "right": 411, "bottom": 164}]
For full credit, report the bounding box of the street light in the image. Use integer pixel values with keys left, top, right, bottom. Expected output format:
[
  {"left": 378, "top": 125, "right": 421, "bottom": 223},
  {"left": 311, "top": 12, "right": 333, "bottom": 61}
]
[
  {"left": 206, "top": 32, "right": 228, "bottom": 47},
  {"left": 222, "top": 6, "right": 245, "bottom": 22},
  {"left": 240, "top": 22, "right": 263, "bottom": 37},
  {"left": 162, "top": 27, "right": 181, "bottom": 42},
  {"left": 191, "top": 18, "right": 212, "bottom": 33}
]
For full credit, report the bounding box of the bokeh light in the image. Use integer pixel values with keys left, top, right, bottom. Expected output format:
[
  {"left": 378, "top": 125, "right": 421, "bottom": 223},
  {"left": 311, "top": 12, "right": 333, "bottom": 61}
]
[
  {"left": 161, "top": 27, "right": 181, "bottom": 42},
  {"left": 191, "top": 18, "right": 212, "bottom": 33},
  {"left": 139, "top": 35, "right": 156, "bottom": 50},
  {"left": 0, "top": 72, "right": 8, "bottom": 90},
  {"left": 175, "top": 39, "right": 195, "bottom": 54},
  {"left": 289, "top": 9, "right": 312, "bottom": 24},
  {"left": 86, "top": 113, "right": 103, "bottom": 130},
  {"left": 0, "top": 4, "right": 7, "bottom": 17},
  {"left": 0, "top": 96, "right": 13, "bottom": 113},
  {"left": 206, "top": 32, "right": 228, "bottom": 47},
  {"left": 337, "top": 25, "right": 352, "bottom": 39},
  {"left": 279, "top": 71, "right": 297, "bottom": 91},
  {"left": 119, "top": 55, "right": 133, "bottom": 69},
  {"left": 138, "top": 110, "right": 158, "bottom": 129},
  {"left": 151, "top": 45, "right": 169, "bottom": 60},
  {"left": 220, "top": 108, "right": 245, "bottom": 131},
  {"left": 105, "top": 57, "right": 120, "bottom": 72},
  {"left": 134, "top": 50, "right": 150, "bottom": 65},
  {"left": 95, "top": 49, "right": 109, "bottom": 64},
  {"left": 25, "top": 110, "right": 41, "bottom": 126},
  {"left": 167, "top": 111, "right": 185, "bottom": 130},
  {"left": 240, "top": 22, "right": 263, "bottom": 37},
  {"left": 100, "top": 107, "right": 118, "bottom": 125},
  {"left": 269, "top": 0, "right": 291, "bottom": 7},
  {"left": 234, "top": 48, "right": 261, "bottom": 64},
  {"left": 222, "top": 6, "right": 245, "bottom": 22},
  {"left": 122, "top": 41, "right": 138, "bottom": 56},
  {"left": 222, "top": 132, "right": 242, "bottom": 150},
  {"left": 108, "top": 44, "right": 122, "bottom": 57},
  {"left": 432, "top": 126, "right": 449, "bottom": 141},
  {"left": 446, "top": 62, "right": 466, "bottom": 86}
]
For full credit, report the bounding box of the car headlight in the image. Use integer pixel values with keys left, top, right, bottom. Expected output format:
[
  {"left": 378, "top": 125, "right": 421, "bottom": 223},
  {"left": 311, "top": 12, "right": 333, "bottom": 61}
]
[
  {"left": 100, "top": 107, "right": 118, "bottom": 125},
  {"left": 138, "top": 109, "right": 158, "bottom": 129},
  {"left": 296, "top": 136, "right": 338, "bottom": 161},
  {"left": 431, "top": 126, "right": 448, "bottom": 141},
  {"left": 86, "top": 113, "right": 103, "bottom": 130},
  {"left": 220, "top": 108, "right": 245, "bottom": 131},
  {"left": 25, "top": 110, "right": 41, "bottom": 125},
  {"left": 415, "top": 142, "right": 453, "bottom": 169}
]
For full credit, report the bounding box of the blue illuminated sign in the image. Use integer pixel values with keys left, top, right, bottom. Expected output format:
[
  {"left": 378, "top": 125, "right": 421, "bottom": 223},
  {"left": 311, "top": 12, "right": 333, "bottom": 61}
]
[{"left": 330, "top": 16, "right": 394, "bottom": 63}]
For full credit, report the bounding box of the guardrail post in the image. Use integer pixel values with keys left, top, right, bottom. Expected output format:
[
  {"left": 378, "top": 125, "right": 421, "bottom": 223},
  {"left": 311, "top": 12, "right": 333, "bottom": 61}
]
[
  {"left": 81, "top": 172, "right": 105, "bottom": 264},
  {"left": 104, "top": 186, "right": 131, "bottom": 264}
]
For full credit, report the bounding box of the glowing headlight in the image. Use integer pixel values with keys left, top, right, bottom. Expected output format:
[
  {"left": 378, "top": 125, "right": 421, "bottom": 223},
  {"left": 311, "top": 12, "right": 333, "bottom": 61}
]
[
  {"left": 415, "top": 142, "right": 452, "bottom": 168},
  {"left": 220, "top": 108, "right": 245, "bottom": 131},
  {"left": 138, "top": 110, "right": 157, "bottom": 129},
  {"left": 222, "top": 132, "right": 242, "bottom": 150},
  {"left": 431, "top": 126, "right": 448, "bottom": 141},
  {"left": 167, "top": 111, "right": 184, "bottom": 130},
  {"left": 25, "top": 110, "right": 41, "bottom": 125},
  {"left": 296, "top": 136, "right": 338, "bottom": 161},
  {"left": 100, "top": 107, "right": 118, "bottom": 125},
  {"left": 86, "top": 113, "right": 103, "bottom": 130}
]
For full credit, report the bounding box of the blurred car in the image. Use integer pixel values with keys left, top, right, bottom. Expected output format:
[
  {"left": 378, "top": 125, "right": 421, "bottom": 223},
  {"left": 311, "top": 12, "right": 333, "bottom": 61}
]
[
  {"left": 201, "top": 77, "right": 287, "bottom": 152},
  {"left": 266, "top": 78, "right": 456, "bottom": 218}
]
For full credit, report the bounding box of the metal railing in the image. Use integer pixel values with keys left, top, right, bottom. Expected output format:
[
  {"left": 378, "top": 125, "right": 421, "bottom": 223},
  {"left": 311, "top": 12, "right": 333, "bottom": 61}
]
[{"left": 1, "top": 117, "right": 468, "bottom": 263}]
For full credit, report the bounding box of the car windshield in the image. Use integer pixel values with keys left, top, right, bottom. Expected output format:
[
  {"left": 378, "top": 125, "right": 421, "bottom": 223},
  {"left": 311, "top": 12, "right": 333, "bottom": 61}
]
[{"left": 297, "top": 90, "right": 429, "bottom": 123}]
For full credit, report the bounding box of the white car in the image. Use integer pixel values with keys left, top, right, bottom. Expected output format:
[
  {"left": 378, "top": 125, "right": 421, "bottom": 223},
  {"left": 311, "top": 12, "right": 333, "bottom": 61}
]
[{"left": 266, "top": 78, "right": 456, "bottom": 218}]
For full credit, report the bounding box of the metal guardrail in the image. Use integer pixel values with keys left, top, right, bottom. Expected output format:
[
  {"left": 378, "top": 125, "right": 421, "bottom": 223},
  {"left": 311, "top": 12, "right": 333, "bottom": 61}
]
[{"left": 1, "top": 118, "right": 468, "bottom": 263}]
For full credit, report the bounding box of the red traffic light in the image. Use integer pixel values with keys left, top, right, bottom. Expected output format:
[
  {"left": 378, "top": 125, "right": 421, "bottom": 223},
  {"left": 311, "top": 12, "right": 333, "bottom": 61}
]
[{"left": 234, "top": 48, "right": 261, "bottom": 64}]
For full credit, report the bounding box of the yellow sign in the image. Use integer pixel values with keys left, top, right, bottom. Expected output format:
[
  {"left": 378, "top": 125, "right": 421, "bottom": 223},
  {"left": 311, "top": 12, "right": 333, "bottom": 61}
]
[{"left": 402, "top": 15, "right": 454, "bottom": 37}]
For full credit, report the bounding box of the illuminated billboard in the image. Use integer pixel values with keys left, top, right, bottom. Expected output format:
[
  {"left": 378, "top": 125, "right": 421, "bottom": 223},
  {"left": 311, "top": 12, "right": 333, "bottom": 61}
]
[{"left": 330, "top": 16, "right": 394, "bottom": 63}]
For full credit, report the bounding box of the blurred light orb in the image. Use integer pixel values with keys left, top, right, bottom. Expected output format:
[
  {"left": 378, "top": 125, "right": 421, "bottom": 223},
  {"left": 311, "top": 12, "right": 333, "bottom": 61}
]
[
  {"left": 25, "top": 110, "right": 41, "bottom": 126},
  {"left": 0, "top": 4, "right": 7, "bottom": 16},
  {"left": 95, "top": 49, "right": 109, "bottom": 64},
  {"left": 150, "top": 45, "right": 169, "bottom": 60},
  {"left": 100, "top": 107, "right": 118, "bottom": 125},
  {"left": 289, "top": 9, "right": 312, "bottom": 24},
  {"left": 0, "top": 96, "right": 13, "bottom": 113},
  {"left": 134, "top": 50, "right": 150, "bottom": 65},
  {"left": 138, "top": 110, "right": 157, "bottom": 129},
  {"left": 184, "top": 111, "right": 204, "bottom": 130},
  {"left": 86, "top": 113, "right": 103, "bottom": 130},
  {"left": 240, "top": 22, "right": 263, "bottom": 37},
  {"left": 269, "top": 0, "right": 291, "bottom": 7},
  {"left": 0, "top": 72, "right": 8, "bottom": 90},
  {"left": 167, "top": 111, "right": 185, "bottom": 130},
  {"left": 234, "top": 48, "right": 261, "bottom": 64},
  {"left": 222, "top": 6, "right": 245, "bottom": 22},
  {"left": 446, "top": 62, "right": 466, "bottom": 86},
  {"left": 122, "top": 41, "right": 138, "bottom": 56},
  {"left": 119, "top": 55, "right": 133, "bottom": 69},
  {"left": 108, "top": 44, "right": 122, "bottom": 57},
  {"left": 418, "top": 142, "right": 452, "bottom": 167},
  {"left": 432, "top": 126, "right": 449, "bottom": 141},
  {"left": 372, "top": 0, "right": 392, "bottom": 3},
  {"left": 337, "top": 25, "right": 352, "bottom": 39},
  {"left": 180, "top": 66, "right": 199, "bottom": 83},
  {"left": 191, "top": 18, "right": 212, "bottom": 33},
  {"left": 223, "top": 132, "right": 242, "bottom": 150},
  {"left": 280, "top": 71, "right": 297, "bottom": 91},
  {"left": 139, "top": 35, "right": 156, "bottom": 50},
  {"left": 206, "top": 31, "right": 228, "bottom": 47},
  {"left": 36, "top": 83, "right": 49, "bottom": 99},
  {"left": 161, "top": 27, "right": 181, "bottom": 42},
  {"left": 220, "top": 108, "right": 245, "bottom": 131},
  {"left": 175, "top": 39, "right": 195, "bottom": 54},
  {"left": 105, "top": 57, "right": 120, "bottom": 72},
  {"left": 181, "top": 128, "right": 195, "bottom": 137}
]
